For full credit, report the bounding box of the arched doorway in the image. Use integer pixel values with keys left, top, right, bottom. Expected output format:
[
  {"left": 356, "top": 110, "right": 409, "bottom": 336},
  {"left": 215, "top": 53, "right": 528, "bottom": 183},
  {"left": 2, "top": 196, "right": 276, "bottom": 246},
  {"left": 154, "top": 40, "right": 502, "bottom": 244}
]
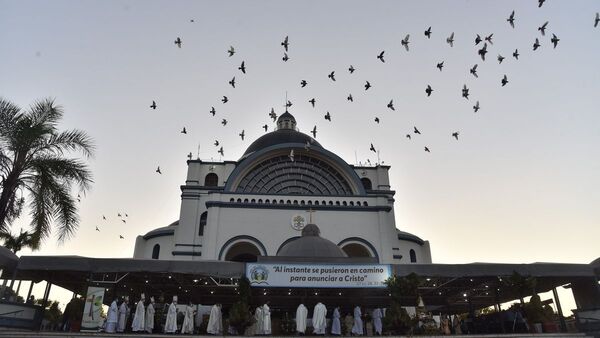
[
  {"left": 224, "top": 242, "right": 261, "bottom": 262},
  {"left": 341, "top": 243, "right": 372, "bottom": 258}
]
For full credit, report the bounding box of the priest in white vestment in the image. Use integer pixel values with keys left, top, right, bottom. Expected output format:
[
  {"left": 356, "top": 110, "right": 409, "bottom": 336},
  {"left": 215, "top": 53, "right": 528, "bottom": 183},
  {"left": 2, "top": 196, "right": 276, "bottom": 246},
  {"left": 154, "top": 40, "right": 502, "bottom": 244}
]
[
  {"left": 254, "top": 306, "right": 263, "bottom": 335},
  {"left": 131, "top": 293, "right": 145, "bottom": 332},
  {"left": 295, "top": 303, "right": 308, "bottom": 334},
  {"left": 181, "top": 301, "right": 196, "bottom": 334},
  {"left": 164, "top": 296, "right": 178, "bottom": 333},
  {"left": 207, "top": 304, "right": 223, "bottom": 334},
  {"left": 331, "top": 307, "right": 341, "bottom": 335},
  {"left": 372, "top": 308, "right": 383, "bottom": 335},
  {"left": 262, "top": 303, "right": 272, "bottom": 334},
  {"left": 145, "top": 296, "right": 155, "bottom": 333},
  {"left": 105, "top": 299, "right": 118, "bottom": 333},
  {"left": 312, "top": 302, "right": 327, "bottom": 335},
  {"left": 117, "top": 297, "right": 129, "bottom": 333},
  {"left": 351, "top": 306, "right": 364, "bottom": 335}
]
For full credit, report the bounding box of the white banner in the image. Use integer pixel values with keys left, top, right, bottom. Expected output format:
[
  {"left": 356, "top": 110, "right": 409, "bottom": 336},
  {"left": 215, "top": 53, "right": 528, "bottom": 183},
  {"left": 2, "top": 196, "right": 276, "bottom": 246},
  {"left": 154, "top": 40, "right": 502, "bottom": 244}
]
[
  {"left": 246, "top": 263, "right": 391, "bottom": 288},
  {"left": 81, "top": 286, "right": 105, "bottom": 332}
]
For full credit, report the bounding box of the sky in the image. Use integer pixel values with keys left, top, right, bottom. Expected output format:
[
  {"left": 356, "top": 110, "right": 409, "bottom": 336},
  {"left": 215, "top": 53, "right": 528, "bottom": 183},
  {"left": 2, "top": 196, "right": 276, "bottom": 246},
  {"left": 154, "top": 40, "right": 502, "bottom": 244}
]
[{"left": 1, "top": 0, "right": 599, "bottom": 312}]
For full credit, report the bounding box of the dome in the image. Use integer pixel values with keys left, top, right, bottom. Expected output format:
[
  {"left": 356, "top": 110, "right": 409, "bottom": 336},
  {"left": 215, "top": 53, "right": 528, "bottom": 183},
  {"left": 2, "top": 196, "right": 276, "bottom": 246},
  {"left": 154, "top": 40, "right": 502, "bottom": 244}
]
[
  {"left": 277, "top": 224, "right": 348, "bottom": 258},
  {"left": 241, "top": 128, "right": 322, "bottom": 159}
]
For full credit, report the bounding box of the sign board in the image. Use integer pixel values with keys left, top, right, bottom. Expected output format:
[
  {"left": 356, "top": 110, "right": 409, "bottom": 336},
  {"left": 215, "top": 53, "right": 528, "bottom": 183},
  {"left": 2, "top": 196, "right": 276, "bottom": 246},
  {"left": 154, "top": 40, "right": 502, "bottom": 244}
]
[
  {"left": 81, "top": 286, "right": 105, "bottom": 332},
  {"left": 246, "top": 263, "right": 391, "bottom": 288}
]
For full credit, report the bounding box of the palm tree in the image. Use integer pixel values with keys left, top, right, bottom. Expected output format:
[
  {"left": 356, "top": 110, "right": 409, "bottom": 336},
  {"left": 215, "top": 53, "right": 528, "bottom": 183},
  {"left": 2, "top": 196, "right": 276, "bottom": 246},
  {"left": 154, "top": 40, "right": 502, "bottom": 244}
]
[
  {"left": 0, "top": 229, "right": 36, "bottom": 253},
  {"left": 0, "top": 98, "right": 94, "bottom": 247}
]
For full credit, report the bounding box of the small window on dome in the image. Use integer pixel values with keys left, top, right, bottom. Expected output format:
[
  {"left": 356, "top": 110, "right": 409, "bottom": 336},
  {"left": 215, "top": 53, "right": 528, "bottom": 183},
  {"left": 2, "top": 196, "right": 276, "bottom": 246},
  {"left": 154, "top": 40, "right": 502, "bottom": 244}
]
[
  {"left": 361, "top": 177, "right": 372, "bottom": 190},
  {"left": 205, "top": 173, "right": 219, "bottom": 187}
]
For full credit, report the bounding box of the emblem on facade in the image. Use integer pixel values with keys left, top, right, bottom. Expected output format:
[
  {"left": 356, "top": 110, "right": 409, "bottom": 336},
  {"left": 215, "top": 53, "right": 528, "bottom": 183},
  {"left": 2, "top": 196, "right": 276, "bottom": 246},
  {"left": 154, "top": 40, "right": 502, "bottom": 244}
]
[
  {"left": 249, "top": 265, "right": 269, "bottom": 284},
  {"left": 291, "top": 214, "right": 306, "bottom": 231}
]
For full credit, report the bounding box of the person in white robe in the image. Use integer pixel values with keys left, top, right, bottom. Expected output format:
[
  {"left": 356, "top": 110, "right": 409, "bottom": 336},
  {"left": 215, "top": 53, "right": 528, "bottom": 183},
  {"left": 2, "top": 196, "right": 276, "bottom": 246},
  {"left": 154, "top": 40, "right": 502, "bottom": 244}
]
[
  {"left": 262, "top": 303, "right": 272, "bottom": 334},
  {"left": 254, "top": 306, "right": 263, "bottom": 335},
  {"left": 372, "top": 308, "right": 383, "bottom": 335},
  {"left": 207, "top": 303, "right": 223, "bottom": 334},
  {"left": 351, "top": 306, "right": 363, "bottom": 335},
  {"left": 145, "top": 296, "right": 155, "bottom": 333},
  {"left": 331, "top": 307, "right": 341, "bottom": 335},
  {"left": 117, "top": 297, "right": 129, "bottom": 333},
  {"left": 164, "top": 296, "right": 178, "bottom": 333},
  {"left": 295, "top": 303, "right": 308, "bottom": 334},
  {"left": 312, "top": 302, "right": 327, "bottom": 335},
  {"left": 181, "top": 301, "right": 196, "bottom": 334},
  {"left": 131, "top": 293, "right": 145, "bottom": 332},
  {"left": 105, "top": 299, "right": 119, "bottom": 333}
]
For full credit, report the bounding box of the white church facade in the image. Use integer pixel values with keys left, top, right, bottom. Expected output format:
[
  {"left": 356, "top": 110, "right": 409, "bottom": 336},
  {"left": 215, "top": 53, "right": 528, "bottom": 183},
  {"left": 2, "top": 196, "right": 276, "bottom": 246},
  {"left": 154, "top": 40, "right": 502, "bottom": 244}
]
[{"left": 133, "top": 112, "right": 431, "bottom": 264}]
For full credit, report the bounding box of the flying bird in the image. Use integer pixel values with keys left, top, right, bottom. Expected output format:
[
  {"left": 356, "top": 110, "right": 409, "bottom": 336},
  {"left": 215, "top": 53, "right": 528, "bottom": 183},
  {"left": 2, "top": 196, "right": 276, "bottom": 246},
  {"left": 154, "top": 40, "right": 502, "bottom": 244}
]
[
  {"left": 121, "top": 219, "right": 126, "bottom": 224},
  {"left": 446, "top": 32, "right": 455, "bottom": 47},
  {"left": 118, "top": 213, "right": 122, "bottom": 217},
  {"left": 281, "top": 35, "right": 289, "bottom": 51},
  {"left": 238, "top": 61, "right": 246, "bottom": 73},
  {"left": 533, "top": 38, "right": 541, "bottom": 51},
  {"left": 150, "top": 101, "right": 157, "bottom": 109},
  {"left": 377, "top": 50, "right": 385, "bottom": 62},
  {"left": 551, "top": 34, "right": 560, "bottom": 48},
  {"left": 501, "top": 74, "right": 508, "bottom": 86},
  {"left": 328, "top": 71, "right": 336, "bottom": 81},
  {"left": 210, "top": 107, "right": 216, "bottom": 116},
  {"left": 513, "top": 49, "right": 519, "bottom": 60},
  {"left": 270, "top": 108, "right": 277, "bottom": 121},
  {"left": 119, "top": 235, "right": 124, "bottom": 239},
  {"left": 538, "top": 21, "right": 549, "bottom": 36},
  {"left": 436, "top": 61, "right": 444, "bottom": 71},
  {"left": 369, "top": 143, "right": 376, "bottom": 153},
  {"left": 214, "top": 140, "right": 219, "bottom": 146},
  {"left": 239, "top": 130, "right": 245, "bottom": 140},
  {"left": 462, "top": 84, "right": 469, "bottom": 99},
  {"left": 102, "top": 215, "right": 106, "bottom": 220},
  {"left": 497, "top": 54, "right": 505, "bottom": 64},
  {"left": 387, "top": 100, "right": 395, "bottom": 111},
  {"left": 309, "top": 98, "right": 316, "bottom": 107},
  {"left": 401, "top": 34, "right": 410, "bottom": 51},
  {"left": 425, "top": 85, "right": 433, "bottom": 97},
  {"left": 406, "top": 134, "right": 411, "bottom": 140},
  {"left": 364, "top": 81, "right": 371, "bottom": 90},
  {"left": 324, "top": 112, "right": 331, "bottom": 121},
  {"left": 174, "top": 37, "right": 182, "bottom": 48},
  {"left": 595, "top": 12, "right": 600, "bottom": 28},
  {"left": 221, "top": 119, "right": 227, "bottom": 126},
  {"left": 478, "top": 43, "right": 488, "bottom": 61},
  {"left": 286, "top": 100, "right": 292, "bottom": 108},
  {"left": 348, "top": 65, "right": 355, "bottom": 73},
  {"left": 262, "top": 124, "right": 268, "bottom": 132},
  {"left": 227, "top": 46, "right": 235, "bottom": 57},
  {"left": 413, "top": 126, "right": 421, "bottom": 134},
  {"left": 538, "top": 0, "right": 545, "bottom": 8},
  {"left": 374, "top": 117, "right": 380, "bottom": 124},
  {"left": 156, "top": 166, "right": 162, "bottom": 174},
  {"left": 452, "top": 132, "right": 459, "bottom": 140},
  {"left": 347, "top": 94, "right": 353, "bottom": 102},
  {"left": 229, "top": 77, "right": 236, "bottom": 88},
  {"left": 311, "top": 126, "right": 317, "bottom": 138},
  {"left": 424, "top": 146, "right": 430, "bottom": 153},
  {"left": 288, "top": 149, "right": 294, "bottom": 162},
  {"left": 181, "top": 127, "right": 187, "bottom": 134},
  {"left": 470, "top": 64, "right": 478, "bottom": 78},
  {"left": 96, "top": 226, "right": 100, "bottom": 232},
  {"left": 485, "top": 33, "right": 494, "bottom": 44},
  {"left": 222, "top": 96, "right": 228, "bottom": 103},
  {"left": 424, "top": 26, "right": 432, "bottom": 38},
  {"left": 507, "top": 10, "right": 515, "bottom": 28},
  {"left": 301, "top": 80, "right": 307, "bottom": 87},
  {"left": 475, "top": 34, "right": 482, "bottom": 45},
  {"left": 282, "top": 52, "right": 289, "bottom": 62},
  {"left": 473, "top": 101, "right": 480, "bottom": 113},
  {"left": 218, "top": 147, "right": 224, "bottom": 156}
]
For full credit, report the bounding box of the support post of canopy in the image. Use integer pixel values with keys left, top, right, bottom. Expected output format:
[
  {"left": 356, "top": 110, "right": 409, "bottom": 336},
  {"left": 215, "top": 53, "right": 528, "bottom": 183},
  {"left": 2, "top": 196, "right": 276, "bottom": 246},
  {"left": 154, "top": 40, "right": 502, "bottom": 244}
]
[
  {"left": 552, "top": 287, "right": 567, "bottom": 332},
  {"left": 15, "top": 279, "right": 22, "bottom": 296},
  {"left": 26, "top": 281, "right": 34, "bottom": 300}
]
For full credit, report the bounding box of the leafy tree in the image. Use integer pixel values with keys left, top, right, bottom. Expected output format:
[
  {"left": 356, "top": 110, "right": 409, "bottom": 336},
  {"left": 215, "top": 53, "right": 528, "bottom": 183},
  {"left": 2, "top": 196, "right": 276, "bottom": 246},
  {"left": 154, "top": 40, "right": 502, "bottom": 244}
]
[
  {"left": 384, "top": 273, "right": 424, "bottom": 334},
  {"left": 503, "top": 272, "right": 537, "bottom": 304},
  {"left": 228, "top": 276, "right": 253, "bottom": 335},
  {"left": 0, "top": 229, "right": 36, "bottom": 253},
  {"left": 0, "top": 98, "right": 94, "bottom": 248}
]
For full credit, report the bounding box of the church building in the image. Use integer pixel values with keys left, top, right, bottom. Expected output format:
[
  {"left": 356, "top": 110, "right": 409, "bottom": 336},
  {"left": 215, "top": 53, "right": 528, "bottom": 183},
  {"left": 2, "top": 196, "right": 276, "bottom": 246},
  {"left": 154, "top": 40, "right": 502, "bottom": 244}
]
[{"left": 134, "top": 112, "right": 431, "bottom": 264}]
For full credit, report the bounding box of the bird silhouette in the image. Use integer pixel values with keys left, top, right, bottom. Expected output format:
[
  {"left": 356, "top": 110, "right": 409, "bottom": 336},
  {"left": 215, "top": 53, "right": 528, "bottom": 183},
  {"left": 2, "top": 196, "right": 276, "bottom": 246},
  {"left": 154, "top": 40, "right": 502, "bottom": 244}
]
[
  {"left": 387, "top": 100, "right": 395, "bottom": 111},
  {"left": 119, "top": 235, "right": 124, "bottom": 239},
  {"left": 222, "top": 96, "right": 228, "bottom": 103},
  {"left": 424, "top": 26, "right": 432, "bottom": 39},
  {"left": 174, "top": 37, "right": 182, "bottom": 48},
  {"left": 221, "top": 119, "right": 227, "bottom": 126},
  {"left": 311, "top": 126, "right": 317, "bottom": 138},
  {"left": 551, "top": 34, "right": 560, "bottom": 48},
  {"left": 229, "top": 77, "right": 235, "bottom": 88},
  {"left": 181, "top": 127, "right": 187, "bottom": 134},
  {"left": 401, "top": 34, "right": 410, "bottom": 51},
  {"left": 462, "top": 84, "right": 470, "bottom": 99},
  {"left": 538, "top": 0, "right": 545, "bottom": 8},
  {"left": 595, "top": 12, "right": 600, "bottom": 27},
  {"left": 470, "top": 64, "right": 478, "bottom": 78},
  {"left": 374, "top": 117, "right": 380, "bottom": 124},
  {"left": 501, "top": 74, "right": 508, "bottom": 86},
  {"left": 309, "top": 98, "right": 316, "bottom": 107},
  {"left": 538, "top": 21, "right": 549, "bottom": 36},
  {"left": 227, "top": 46, "right": 235, "bottom": 57},
  {"left": 425, "top": 85, "right": 433, "bottom": 97},
  {"left": 348, "top": 65, "right": 355, "bottom": 73},
  {"left": 262, "top": 124, "right": 268, "bottom": 132},
  {"left": 118, "top": 213, "right": 122, "bottom": 217},
  {"left": 424, "top": 146, "right": 430, "bottom": 153},
  {"left": 281, "top": 35, "right": 289, "bottom": 51},
  {"left": 406, "top": 134, "right": 411, "bottom": 140},
  {"left": 150, "top": 101, "right": 157, "bottom": 109},
  {"left": 446, "top": 32, "right": 455, "bottom": 47},
  {"left": 121, "top": 219, "right": 126, "bottom": 224},
  {"left": 328, "top": 71, "right": 336, "bottom": 81},
  {"left": 270, "top": 108, "right": 277, "bottom": 121},
  {"left": 507, "top": 10, "right": 515, "bottom": 28},
  {"left": 96, "top": 226, "right": 100, "bottom": 232},
  {"left": 533, "top": 38, "right": 541, "bottom": 51},
  {"left": 210, "top": 107, "right": 216, "bottom": 116},
  {"left": 324, "top": 112, "right": 331, "bottom": 121},
  {"left": 478, "top": 43, "right": 488, "bottom": 61},
  {"left": 452, "top": 132, "right": 460, "bottom": 140},
  {"left": 239, "top": 61, "right": 246, "bottom": 73},
  {"left": 282, "top": 53, "right": 289, "bottom": 62},
  {"left": 513, "top": 49, "right": 519, "bottom": 60},
  {"left": 475, "top": 34, "right": 482, "bottom": 45},
  {"left": 377, "top": 51, "right": 385, "bottom": 62},
  {"left": 156, "top": 166, "right": 162, "bottom": 174},
  {"left": 364, "top": 81, "right": 371, "bottom": 90},
  {"left": 347, "top": 94, "right": 353, "bottom": 102},
  {"left": 214, "top": 140, "right": 219, "bottom": 146},
  {"left": 301, "top": 80, "right": 307, "bottom": 87},
  {"left": 414, "top": 126, "right": 421, "bottom": 134},
  {"left": 485, "top": 34, "right": 494, "bottom": 44},
  {"left": 239, "top": 130, "right": 245, "bottom": 140},
  {"left": 125, "top": 213, "right": 128, "bottom": 217},
  {"left": 497, "top": 54, "right": 505, "bottom": 64},
  {"left": 437, "top": 61, "right": 444, "bottom": 71},
  {"left": 289, "top": 149, "right": 294, "bottom": 162},
  {"left": 369, "top": 143, "right": 376, "bottom": 153},
  {"left": 218, "top": 147, "right": 224, "bottom": 156},
  {"left": 102, "top": 215, "right": 106, "bottom": 220},
  {"left": 286, "top": 100, "right": 292, "bottom": 108},
  {"left": 473, "top": 101, "right": 480, "bottom": 113}
]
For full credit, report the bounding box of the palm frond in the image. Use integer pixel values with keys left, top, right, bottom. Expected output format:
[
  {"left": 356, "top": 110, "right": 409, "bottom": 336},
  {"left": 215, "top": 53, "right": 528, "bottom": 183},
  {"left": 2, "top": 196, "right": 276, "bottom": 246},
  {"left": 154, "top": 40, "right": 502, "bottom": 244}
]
[
  {"left": 49, "top": 180, "right": 79, "bottom": 243},
  {"left": 29, "top": 156, "right": 93, "bottom": 192},
  {"left": 28, "top": 98, "right": 62, "bottom": 131},
  {"left": 38, "top": 129, "right": 95, "bottom": 159}
]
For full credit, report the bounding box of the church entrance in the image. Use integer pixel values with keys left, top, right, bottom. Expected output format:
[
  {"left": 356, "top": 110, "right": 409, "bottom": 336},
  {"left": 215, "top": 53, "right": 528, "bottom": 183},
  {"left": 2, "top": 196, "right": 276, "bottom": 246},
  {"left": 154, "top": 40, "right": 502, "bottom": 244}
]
[{"left": 224, "top": 242, "right": 262, "bottom": 262}]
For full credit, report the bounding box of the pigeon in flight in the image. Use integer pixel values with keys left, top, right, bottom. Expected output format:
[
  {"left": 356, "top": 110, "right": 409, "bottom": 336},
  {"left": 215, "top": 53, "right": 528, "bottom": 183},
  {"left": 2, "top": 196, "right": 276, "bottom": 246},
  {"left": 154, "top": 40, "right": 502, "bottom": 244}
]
[
  {"left": 311, "top": 126, "right": 317, "bottom": 138},
  {"left": 475, "top": 34, "right": 482, "bottom": 45},
  {"left": 414, "top": 126, "right": 421, "bottom": 134},
  {"left": 286, "top": 100, "right": 292, "bottom": 108},
  {"left": 374, "top": 117, "right": 380, "bottom": 124},
  {"left": 452, "top": 132, "right": 460, "bottom": 140},
  {"left": 174, "top": 37, "right": 182, "bottom": 48},
  {"left": 369, "top": 143, "right": 376, "bottom": 153},
  {"left": 538, "top": 21, "right": 549, "bottom": 36},
  {"left": 497, "top": 54, "right": 505, "bottom": 64},
  {"left": 347, "top": 94, "right": 353, "bottom": 102},
  {"left": 118, "top": 213, "right": 122, "bottom": 217},
  {"left": 309, "top": 98, "right": 316, "bottom": 107},
  {"left": 282, "top": 53, "right": 289, "bottom": 62},
  {"left": 121, "top": 219, "right": 126, "bottom": 224},
  {"left": 181, "top": 127, "right": 187, "bottom": 134},
  {"left": 387, "top": 100, "right": 395, "bottom": 111},
  {"left": 507, "top": 10, "right": 515, "bottom": 28},
  {"left": 446, "top": 32, "right": 455, "bottom": 47},
  {"left": 377, "top": 50, "right": 385, "bottom": 62},
  {"left": 156, "top": 166, "right": 162, "bottom": 174},
  {"left": 473, "top": 101, "right": 480, "bottom": 112},
  {"left": 328, "top": 71, "right": 336, "bottom": 81},
  {"left": 470, "top": 64, "right": 478, "bottom": 78},
  {"left": 229, "top": 77, "right": 235, "bottom": 88},
  {"left": 424, "top": 146, "right": 430, "bottom": 153},
  {"left": 96, "top": 226, "right": 100, "bottom": 232},
  {"left": 270, "top": 108, "right": 277, "bottom": 121},
  {"left": 239, "top": 130, "right": 245, "bottom": 140},
  {"left": 288, "top": 149, "right": 294, "bottom": 162},
  {"left": 513, "top": 49, "right": 519, "bottom": 60},
  {"left": 478, "top": 43, "right": 488, "bottom": 61},
  {"left": 222, "top": 96, "right": 228, "bottom": 103},
  {"left": 301, "top": 80, "right": 307, "bottom": 87},
  {"left": 424, "top": 26, "right": 432, "bottom": 38},
  {"left": 150, "top": 101, "right": 157, "bottom": 109},
  {"left": 462, "top": 84, "right": 469, "bottom": 99},
  {"left": 210, "top": 107, "right": 216, "bottom": 116},
  {"left": 348, "top": 65, "right": 355, "bottom": 74},
  {"left": 551, "top": 34, "right": 560, "bottom": 48},
  {"left": 436, "top": 61, "right": 444, "bottom": 71},
  {"left": 538, "top": 0, "right": 545, "bottom": 8},
  {"left": 102, "top": 215, "right": 106, "bottom": 220},
  {"left": 281, "top": 35, "right": 289, "bottom": 51},
  {"left": 227, "top": 46, "right": 235, "bottom": 57},
  {"left": 221, "top": 119, "right": 227, "bottom": 126},
  {"left": 425, "top": 85, "right": 433, "bottom": 97},
  {"left": 533, "top": 38, "right": 541, "bottom": 51},
  {"left": 119, "top": 235, "right": 124, "bottom": 239},
  {"left": 595, "top": 12, "right": 600, "bottom": 27},
  {"left": 214, "top": 140, "right": 219, "bottom": 146},
  {"left": 324, "top": 112, "right": 331, "bottom": 121},
  {"left": 262, "top": 124, "right": 268, "bottom": 132},
  {"left": 364, "top": 81, "right": 371, "bottom": 90},
  {"left": 485, "top": 34, "right": 494, "bottom": 44},
  {"left": 401, "top": 34, "right": 410, "bottom": 51},
  {"left": 218, "top": 147, "right": 224, "bottom": 156},
  {"left": 501, "top": 74, "right": 508, "bottom": 86},
  {"left": 238, "top": 61, "right": 246, "bottom": 74},
  {"left": 406, "top": 134, "right": 411, "bottom": 140}
]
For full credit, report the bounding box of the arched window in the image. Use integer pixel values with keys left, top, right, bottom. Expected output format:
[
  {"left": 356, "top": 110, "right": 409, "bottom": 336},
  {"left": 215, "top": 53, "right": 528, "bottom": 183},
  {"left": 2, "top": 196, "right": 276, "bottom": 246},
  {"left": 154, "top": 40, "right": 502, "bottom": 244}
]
[
  {"left": 410, "top": 249, "right": 417, "bottom": 263},
  {"left": 152, "top": 244, "right": 160, "bottom": 259},
  {"left": 251, "top": 199, "right": 256, "bottom": 203},
  {"left": 361, "top": 177, "right": 372, "bottom": 190},
  {"left": 199, "top": 212, "right": 207, "bottom": 236},
  {"left": 204, "top": 173, "right": 219, "bottom": 187}
]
